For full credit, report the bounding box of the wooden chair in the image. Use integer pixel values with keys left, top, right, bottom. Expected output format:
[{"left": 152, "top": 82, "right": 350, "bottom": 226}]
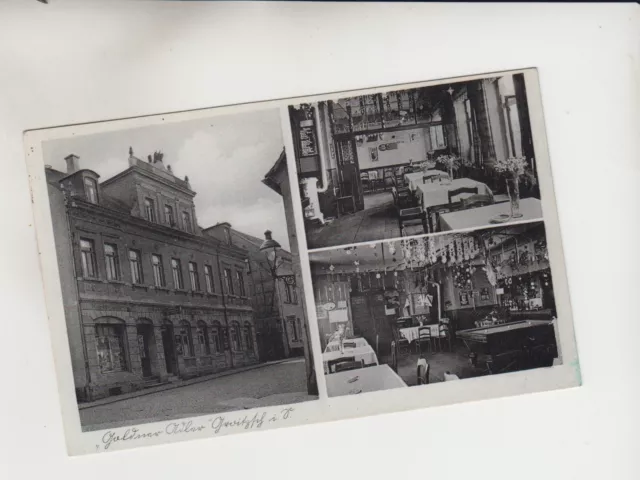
[
  {"left": 393, "top": 329, "right": 411, "bottom": 356},
  {"left": 417, "top": 357, "right": 430, "bottom": 385},
  {"left": 437, "top": 323, "right": 452, "bottom": 352},
  {"left": 417, "top": 326, "right": 434, "bottom": 355},
  {"left": 336, "top": 181, "right": 357, "bottom": 216},
  {"left": 327, "top": 356, "right": 356, "bottom": 374},
  {"left": 461, "top": 194, "right": 494, "bottom": 210},
  {"left": 398, "top": 207, "right": 427, "bottom": 237},
  {"left": 335, "top": 359, "right": 364, "bottom": 373},
  {"left": 368, "top": 170, "right": 382, "bottom": 192},
  {"left": 390, "top": 341, "right": 398, "bottom": 372},
  {"left": 383, "top": 171, "right": 395, "bottom": 191},
  {"left": 448, "top": 186, "right": 479, "bottom": 204},
  {"left": 360, "top": 171, "right": 371, "bottom": 193}
]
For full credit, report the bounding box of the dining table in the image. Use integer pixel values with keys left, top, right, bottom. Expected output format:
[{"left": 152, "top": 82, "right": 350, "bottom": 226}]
[
  {"left": 322, "top": 345, "right": 379, "bottom": 374},
  {"left": 325, "top": 364, "right": 408, "bottom": 397},
  {"left": 404, "top": 170, "right": 449, "bottom": 192},
  {"left": 438, "top": 197, "right": 543, "bottom": 231},
  {"left": 414, "top": 177, "right": 493, "bottom": 212},
  {"left": 399, "top": 325, "right": 444, "bottom": 343}
]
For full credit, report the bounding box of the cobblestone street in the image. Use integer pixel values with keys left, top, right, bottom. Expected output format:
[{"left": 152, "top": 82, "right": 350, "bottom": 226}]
[{"left": 80, "top": 358, "right": 315, "bottom": 431}]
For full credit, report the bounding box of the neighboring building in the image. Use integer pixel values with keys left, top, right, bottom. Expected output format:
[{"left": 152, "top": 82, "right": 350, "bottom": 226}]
[
  {"left": 263, "top": 149, "right": 318, "bottom": 395},
  {"left": 204, "top": 223, "right": 305, "bottom": 361},
  {"left": 46, "top": 149, "right": 257, "bottom": 402}
]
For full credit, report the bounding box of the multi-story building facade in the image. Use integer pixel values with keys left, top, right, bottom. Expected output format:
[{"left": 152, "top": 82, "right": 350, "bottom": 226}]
[
  {"left": 205, "top": 223, "right": 305, "bottom": 361},
  {"left": 46, "top": 150, "right": 257, "bottom": 402},
  {"left": 263, "top": 149, "right": 318, "bottom": 395}
]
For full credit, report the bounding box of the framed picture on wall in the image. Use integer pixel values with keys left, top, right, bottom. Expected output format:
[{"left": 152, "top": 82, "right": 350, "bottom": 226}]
[
  {"left": 369, "top": 146, "right": 378, "bottom": 162},
  {"left": 459, "top": 292, "right": 469, "bottom": 306}
]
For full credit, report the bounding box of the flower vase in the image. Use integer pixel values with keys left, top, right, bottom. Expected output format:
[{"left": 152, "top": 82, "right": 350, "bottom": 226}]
[{"left": 510, "top": 173, "right": 523, "bottom": 218}]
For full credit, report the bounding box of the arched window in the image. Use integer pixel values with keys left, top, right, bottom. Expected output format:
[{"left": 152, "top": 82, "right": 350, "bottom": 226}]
[
  {"left": 95, "top": 319, "right": 128, "bottom": 373},
  {"left": 178, "top": 321, "right": 194, "bottom": 357},
  {"left": 230, "top": 322, "right": 241, "bottom": 352},
  {"left": 210, "top": 322, "right": 222, "bottom": 354},
  {"left": 244, "top": 323, "right": 253, "bottom": 351},
  {"left": 197, "top": 321, "right": 210, "bottom": 356}
]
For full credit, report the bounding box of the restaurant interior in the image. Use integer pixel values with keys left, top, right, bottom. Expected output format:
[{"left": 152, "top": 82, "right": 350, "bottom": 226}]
[
  {"left": 289, "top": 73, "right": 544, "bottom": 250},
  {"left": 310, "top": 221, "right": 559, "bottom": 395}
]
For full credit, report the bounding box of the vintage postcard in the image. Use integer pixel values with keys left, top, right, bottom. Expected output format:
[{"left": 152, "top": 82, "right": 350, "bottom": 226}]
[{"left": 25, "top": 67, "right": 580, "bottom": 455}]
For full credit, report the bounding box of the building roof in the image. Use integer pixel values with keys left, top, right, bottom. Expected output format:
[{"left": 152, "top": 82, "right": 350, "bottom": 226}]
[{"left": 231, "top": 228, "right": 292, "bottom": 261}]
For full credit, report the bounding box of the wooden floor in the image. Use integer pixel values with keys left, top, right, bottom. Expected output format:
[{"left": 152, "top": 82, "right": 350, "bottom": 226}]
[{"left": 306, "top": 192, "right": 402, "bottom": 250}]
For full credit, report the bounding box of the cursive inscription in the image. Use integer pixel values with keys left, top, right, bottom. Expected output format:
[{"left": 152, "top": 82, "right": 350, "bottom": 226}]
[{"left": 98, "top": 407, "right": 295, "bottom": 452}]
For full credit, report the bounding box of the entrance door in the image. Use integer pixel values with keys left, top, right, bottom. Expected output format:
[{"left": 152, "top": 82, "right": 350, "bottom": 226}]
[
  {"left": 136, "top": 325, "right": 153, "bottom": 378},
  {"left": 335, "top": 139, "right": 365, "bottom": 212},
  {"left": 161, "top": 325, "right": 176, "bottom": 375}
]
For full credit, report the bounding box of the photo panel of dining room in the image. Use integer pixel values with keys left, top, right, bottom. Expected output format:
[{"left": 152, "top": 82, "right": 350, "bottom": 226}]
[
  {"left": 309, "top": 220, "right": 560, "bottom": 397},
  {"left": 288, "top": 69, "right": 544, "bottom": 251}
]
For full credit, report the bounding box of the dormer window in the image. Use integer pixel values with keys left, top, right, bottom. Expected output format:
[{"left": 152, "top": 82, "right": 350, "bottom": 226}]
[
  {"left": 224, "top": 228, "right": 231, "bottom": 245},
  {"left": 164, "top": 205, "right": 175, "bottom": 227},
  {"left": 84, "top": 177, "right": 98, "bottom": 204},
  {"left": 144, "top": 198, "right": 156, "bottom": 222},
  {"left": 182, "top": 211, "right": 193, "bottom": 233}
]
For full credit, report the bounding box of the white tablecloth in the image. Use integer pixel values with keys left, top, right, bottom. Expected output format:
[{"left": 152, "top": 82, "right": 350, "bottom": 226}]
[
  {"left": 438, "top": 197, "right": 543, "bottom": 231},
  {"left": 323, "top": 345, "right": 379, "bottom": 374},
  {"left": 325, "top": 364, "right": 408, "bottom": 397},
  {"left": 325, "top": 337, "right": 369, "bottom": 352},
  {"left": 400, "top": 325, "right": 443, "bottom": 342},
  {"left": 414, "top": 178, "right": 492, "bottom": 211},
  {"left": 404, "top": 170, "right": 449, "bottom": 191}
]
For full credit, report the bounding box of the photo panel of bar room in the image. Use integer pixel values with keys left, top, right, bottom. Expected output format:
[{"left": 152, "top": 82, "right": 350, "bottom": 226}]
[
  {"left": 288, "top": 71, "right": 544, "bottom": 251},
  {"left": 308, "top": 221, "right": 560, "bottom": 398}
]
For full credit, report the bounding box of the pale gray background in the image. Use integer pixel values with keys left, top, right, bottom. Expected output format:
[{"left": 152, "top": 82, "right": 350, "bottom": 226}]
[{"left": 1, "top": 1, "right": 638, "bottom": 479}]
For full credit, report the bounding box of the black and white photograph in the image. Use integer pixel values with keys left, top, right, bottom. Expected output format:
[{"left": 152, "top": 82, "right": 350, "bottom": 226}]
[
  {"left": 288, "top": 70, "right": 544, "bottom": 250},
  {"left": 309, "top": 221, "right": 560, "bottom": 397},
  {"left": 39, "top": 107, "right": 318, "bottom": 432},
  {"left": 24, "top": 69, "right": 579, "bottom": 455}
]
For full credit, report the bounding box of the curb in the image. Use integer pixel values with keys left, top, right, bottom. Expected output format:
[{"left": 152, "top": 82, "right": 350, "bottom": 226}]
[{"left": 78, "top": 358, "right": 298, "bottom": 411}]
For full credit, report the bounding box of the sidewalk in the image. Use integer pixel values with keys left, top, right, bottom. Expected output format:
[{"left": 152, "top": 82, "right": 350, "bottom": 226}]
[{"left": 78, "top": 358, "right": 299, "bottom": 410}]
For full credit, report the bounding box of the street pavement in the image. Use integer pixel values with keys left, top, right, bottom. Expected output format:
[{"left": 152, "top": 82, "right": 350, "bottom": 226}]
[{"left": 80, "top": 358, "right": 316, "bottom": 432}]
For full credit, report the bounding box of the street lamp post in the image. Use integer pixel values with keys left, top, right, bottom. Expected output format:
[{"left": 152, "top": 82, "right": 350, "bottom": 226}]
[{"left": 259, "top": 230, "right": 292, "bottom": 358}]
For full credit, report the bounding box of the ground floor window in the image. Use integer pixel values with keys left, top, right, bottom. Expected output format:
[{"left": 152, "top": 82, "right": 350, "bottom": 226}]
[
  {"left": 244, "top": 323, "right": 253, "bottom": 351},
  {"left": 96, "top": 324, "right": 127, "bottom": 373},
  {"left": 211, "top": 323, "right": 222, "bottom": 353},
  {"left": 177, "top": 322, "right": 194, "bottom": 357},
  {"left": 288, "top": 316, "right": 300, "bottom": 342},
  {"left": 230, "top": 323, "right": 241, "bottom": 351},
  {"left": 197, "top": 323, "right": 210, "bottom": 355}
]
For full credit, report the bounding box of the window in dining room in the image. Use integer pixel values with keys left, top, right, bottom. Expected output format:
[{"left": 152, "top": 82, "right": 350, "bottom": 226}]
[
  {"left": 503, "top": 95, "right": 523, "bottom": 158},
  {"left": 429, "top": 124, "right": 446, "bottom": 150}
]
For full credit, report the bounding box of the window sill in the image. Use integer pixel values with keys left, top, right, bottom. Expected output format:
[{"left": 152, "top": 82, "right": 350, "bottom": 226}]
[
  {"left": 174, "top": 289, "right": 189, "bottom": 294},
  {"left": 190, "top": 290, "right": 205, "bottom": 297},
  {"left": 79, "top": 277, "right": 103, "bottom": 283},
  {"left": 107, "top": 279, "right": 126, "bottom": 285},
  {"left": 131, "top": 284, "right": 149, "bottom": 291},
  {"left": 153, "top": 286, "right": 171, "bottom": 292}
]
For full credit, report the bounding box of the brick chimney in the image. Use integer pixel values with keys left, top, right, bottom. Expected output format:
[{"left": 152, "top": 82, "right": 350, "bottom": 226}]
[{"left": 64, "top": 154, "right": 80, "bottom": 174}]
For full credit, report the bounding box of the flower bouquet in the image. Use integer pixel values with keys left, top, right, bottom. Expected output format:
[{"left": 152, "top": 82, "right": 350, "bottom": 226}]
[
  {"left": 493, "top": 156, "right": 531, "bottom": 218},
  {"left": 436, "top": 154, "right": 462, "bottom": 182}
]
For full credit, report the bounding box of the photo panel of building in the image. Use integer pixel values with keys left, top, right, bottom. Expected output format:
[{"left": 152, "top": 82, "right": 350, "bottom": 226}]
[
  {"left": 309, "top": 221, "right": 560, "bottom": 397},
  {"left": 288, "top": 70, "right": 543, "bottom": 250},
  {"left": 42, "top": 109, "right": 318, "bottom": 431}
]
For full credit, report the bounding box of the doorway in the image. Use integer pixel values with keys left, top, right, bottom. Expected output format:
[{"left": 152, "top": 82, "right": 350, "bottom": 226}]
[
  {"left": 136, "top": 324, "right": 155, "bottom": 378},
  {"left": 161, "top": 325, "right": 177, "bottom": 375}
]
